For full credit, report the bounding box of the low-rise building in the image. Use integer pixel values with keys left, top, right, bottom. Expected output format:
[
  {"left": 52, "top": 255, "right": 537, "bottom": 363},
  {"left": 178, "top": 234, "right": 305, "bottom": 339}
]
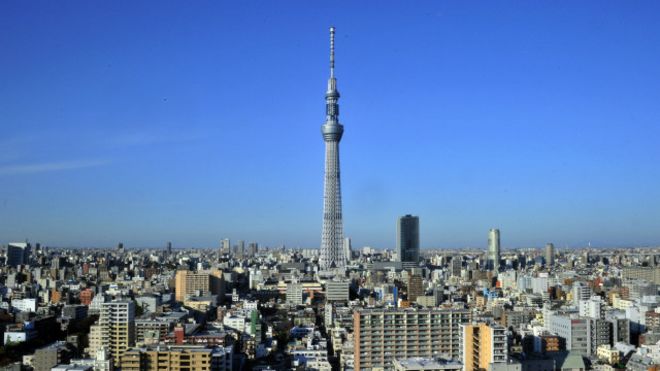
[
  {"left": 596, "top": 345, "right": 620, "bottom": 365},
  {"left": 119, "top": 344, "right": 233, "bottom": 371}
]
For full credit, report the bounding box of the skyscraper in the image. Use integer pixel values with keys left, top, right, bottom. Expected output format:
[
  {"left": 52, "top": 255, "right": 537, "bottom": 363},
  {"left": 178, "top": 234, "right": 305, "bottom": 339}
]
[
  {"left": 236, "top": 240, "right": 245, "bottom": 258},
  {"left": 319, "top": 26, "right": 345, "bottom": 270},
  {"left": 221, "top": 238, "right": 230, "bottom": 255},
  {"left": 7, "top": 242, "right": 31, "bottom": 267},
  {"left": 248, "top": 242, "right": 258, "bottom": 256},
  {"left": 452, "top": 256, "right": 463, "bottom": 277},
  {"left": 487, "top": 228, "right": 501, "bottom": 271},
  {"left": 343, "top": 237, "right": 352, "bottom": 264},
  {"left": 396, "top": 215, "right": 420, "bottom": 263},
  {"left": 545, "top": 242, "right": 555, "bottom": 267}
]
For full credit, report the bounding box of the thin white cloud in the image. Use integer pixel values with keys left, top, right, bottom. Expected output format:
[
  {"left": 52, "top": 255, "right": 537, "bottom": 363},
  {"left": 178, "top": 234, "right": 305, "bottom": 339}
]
[{"left": 0, "top": 159, "right": 109, "bottom": 175}]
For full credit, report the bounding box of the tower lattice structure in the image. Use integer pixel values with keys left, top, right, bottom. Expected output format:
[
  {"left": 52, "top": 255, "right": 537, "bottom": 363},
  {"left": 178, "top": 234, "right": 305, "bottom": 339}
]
[{"left": 320, "top": 26, "right": 345, "bottom": 270}]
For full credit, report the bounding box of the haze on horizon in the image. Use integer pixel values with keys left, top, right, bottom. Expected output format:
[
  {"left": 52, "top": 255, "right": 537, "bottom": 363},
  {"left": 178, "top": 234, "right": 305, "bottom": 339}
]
[{"left": 2, "top": 2, "right": 660, "bottom": 249}]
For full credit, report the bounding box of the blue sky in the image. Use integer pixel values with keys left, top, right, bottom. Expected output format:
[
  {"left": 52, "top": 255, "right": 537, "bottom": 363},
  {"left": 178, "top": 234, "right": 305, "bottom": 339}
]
[{"left": 1, "top": 1, "right": 659, "bottom": 249}]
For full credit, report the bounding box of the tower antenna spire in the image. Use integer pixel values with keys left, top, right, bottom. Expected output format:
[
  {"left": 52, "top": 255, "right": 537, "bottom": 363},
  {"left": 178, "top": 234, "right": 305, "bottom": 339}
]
[{"left": 330, "top": 26, "right": 335, "bottom": 78}]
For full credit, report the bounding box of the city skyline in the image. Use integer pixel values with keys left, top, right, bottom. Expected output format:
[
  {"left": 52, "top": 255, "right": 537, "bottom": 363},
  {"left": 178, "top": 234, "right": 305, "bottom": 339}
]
[
  {"left": 5, "top": 4, "right": 660, "bottom": 371},
  {"left": 2, "top": 2, "right": 660, "bottom": 248}
]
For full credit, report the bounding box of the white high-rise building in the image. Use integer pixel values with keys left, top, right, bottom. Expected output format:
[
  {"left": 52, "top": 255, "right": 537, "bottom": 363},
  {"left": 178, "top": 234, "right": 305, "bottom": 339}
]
[
  {"left": 573, "top": 283, "right": 592, "bottom": 307},
  {"left": 325, "top": 304, "right": 334, "bottom": 328},
  {"left": 286, "top": 282, "right": 303, "bottom": 305},
  {"left": 580, "top": 296, "right": 604, "bottom": 319},
  {"left": 221, "top": 238, "right": 230, "bottom": 254},
  {"left": 343, "top": 237, "right": 352, "bottom": 264},
  {"left": 487, "top": 229, "right": 500, "bottom": 271},
  {"left": 532, "top": 273, "right": 550, "bottom": 294},
  {"left": 546, "top": 314, "right": 589, "bottom": 355}
]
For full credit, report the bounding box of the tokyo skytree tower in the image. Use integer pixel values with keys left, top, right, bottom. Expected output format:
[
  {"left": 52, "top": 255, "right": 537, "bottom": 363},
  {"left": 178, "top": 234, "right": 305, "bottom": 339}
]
[{"left": 319, "top": 26, "right": 345, "bottom": 270}]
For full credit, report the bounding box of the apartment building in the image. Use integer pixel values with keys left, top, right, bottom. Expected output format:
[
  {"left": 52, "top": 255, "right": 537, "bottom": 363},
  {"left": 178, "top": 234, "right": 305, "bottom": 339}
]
[
  {"left": 589, "top": 318, "right": 612, "bottom": 356},
  {"left": 545, "top": 314, "right": 589, "bottom": 355},
  {"left": 99, "top": 300, "right": 136, "bottom": 364},
  {"left": 287, "top": 282, "right": 304, "bottom": 305},
  {"left": 353, "top": 308, "right": 470, "bottom": 370},
  {"left": 460, "top": 323, "right": 508, "bottom": 371},
  {"left": 622, "top": 267, "right": 660, "bottom": 285},
  {"left": 174, "top": 269, "right": 225, "bottom": 302},
  {"left": 407, "top": 274, "right": 424, "bottom": 303},
  {"left": 120, "top": 344, "right": 233, "bottom": 371},
  {"left": 325, "top": 280, "right": 350, "bottom": 302},
  {"left": 134, "top": 317, "right": 176, "bottom": 345}
]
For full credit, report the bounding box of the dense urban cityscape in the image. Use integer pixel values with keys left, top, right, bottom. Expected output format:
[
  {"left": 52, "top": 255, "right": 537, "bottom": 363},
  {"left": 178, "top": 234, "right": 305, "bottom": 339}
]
[
  {"left": 5, "top": 231, "right": 660, "bottom": 371},
  {"left": 3, "top": 3, "right": 660, "bottom": 371}
]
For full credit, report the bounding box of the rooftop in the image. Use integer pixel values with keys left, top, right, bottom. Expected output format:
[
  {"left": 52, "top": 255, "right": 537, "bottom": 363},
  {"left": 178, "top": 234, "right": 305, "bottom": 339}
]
[{"left": 393, "top": 358, "right": 462, "bottom": 370}]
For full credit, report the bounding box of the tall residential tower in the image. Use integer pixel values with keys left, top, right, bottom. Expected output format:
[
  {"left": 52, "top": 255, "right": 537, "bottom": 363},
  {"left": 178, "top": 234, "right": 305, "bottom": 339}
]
[
  {"left": 99, "top": 300, "right": 136, "bottom": 364},
  {"left": 319, "top": 26, "right": 345, "bottom": 270},
  {"left": 545, "top": 242, "right": 555, "bottom": 267},
  {"left": 487, "top": 228, "right": 501, "bottom": 271}
]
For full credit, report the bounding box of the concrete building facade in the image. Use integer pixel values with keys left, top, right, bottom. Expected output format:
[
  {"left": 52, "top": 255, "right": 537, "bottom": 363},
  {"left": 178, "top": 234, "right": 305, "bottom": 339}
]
[
  {"left": 353, "top": 308, "right": 470, "bottom": 370},
  {"left": 461, "top": 323, "right": 508, "bottom": 371}
]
